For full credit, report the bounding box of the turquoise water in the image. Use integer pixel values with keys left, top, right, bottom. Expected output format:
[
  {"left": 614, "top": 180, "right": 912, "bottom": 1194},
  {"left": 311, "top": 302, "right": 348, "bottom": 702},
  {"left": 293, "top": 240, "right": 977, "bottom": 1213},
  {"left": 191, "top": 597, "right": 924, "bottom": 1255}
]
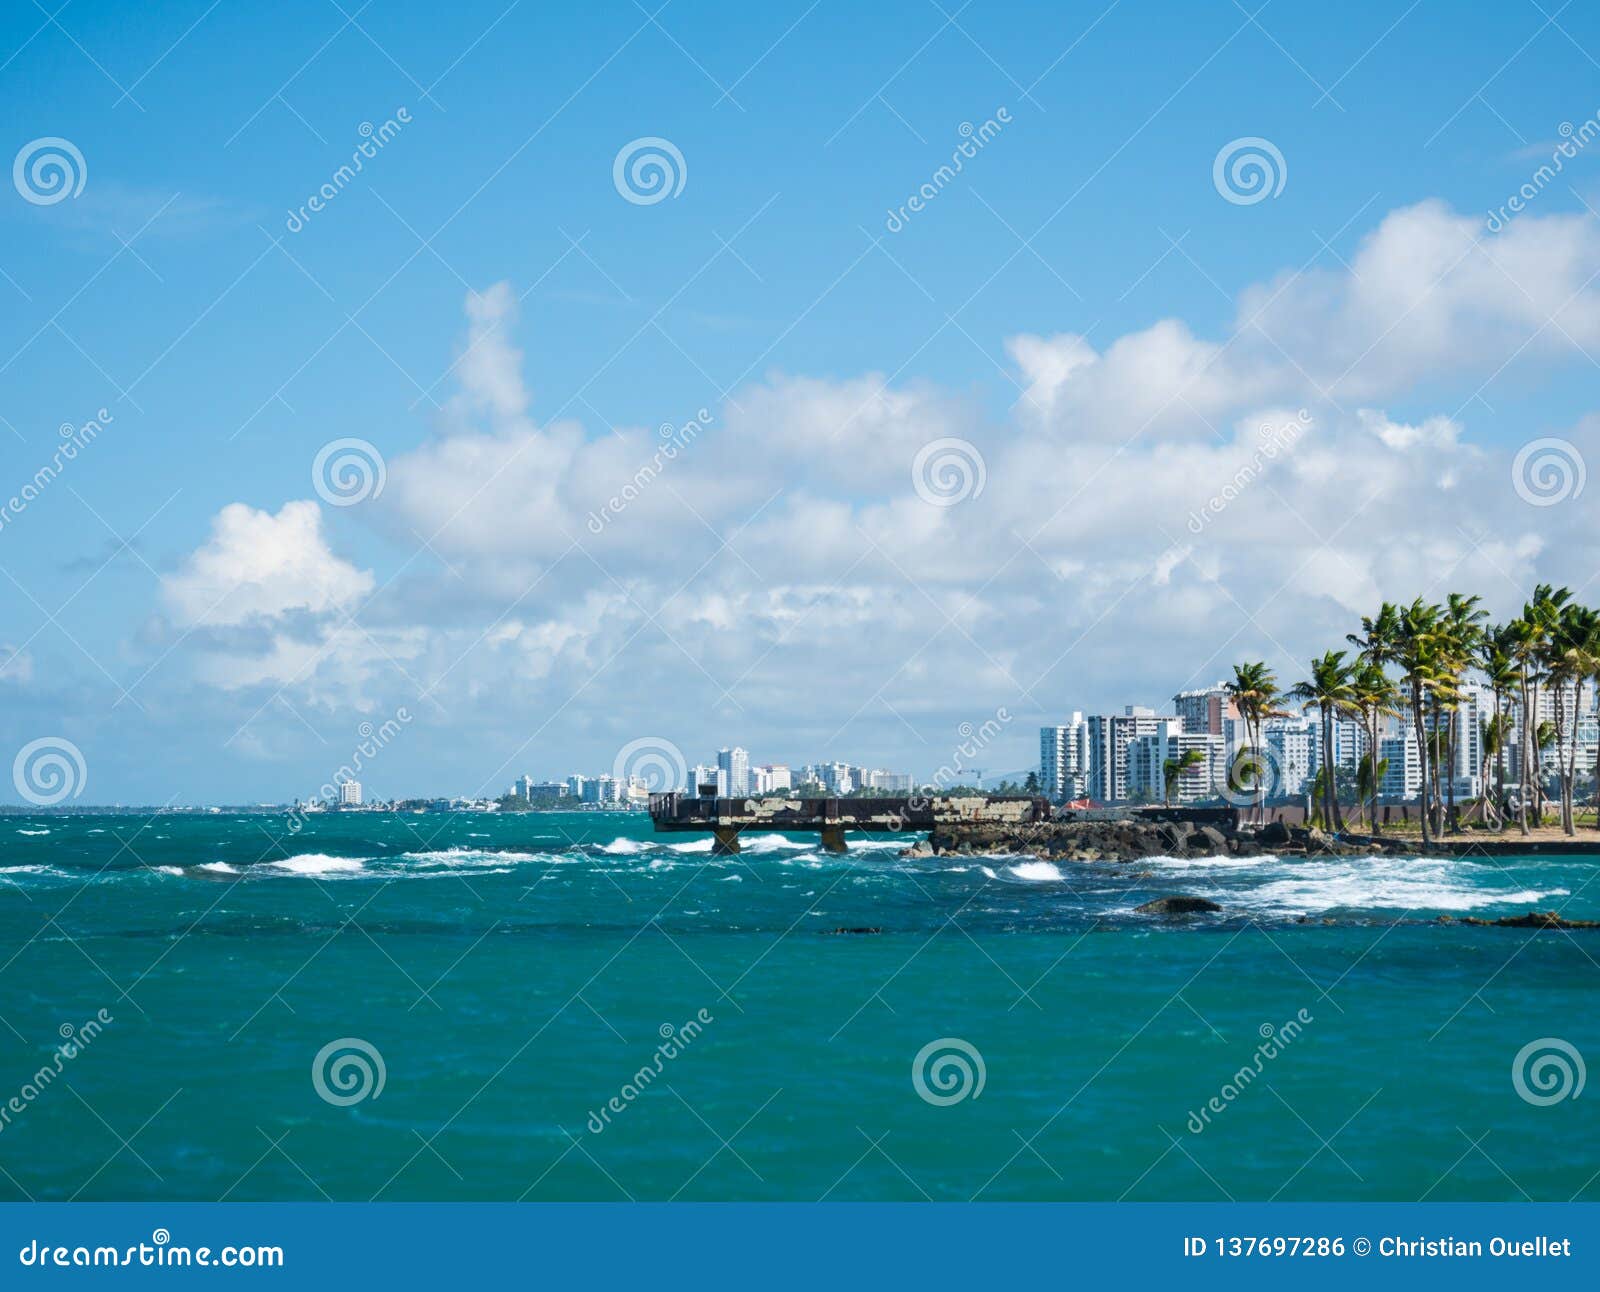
[{"left": 0, "top": 810, "right": 1595, "bottom": 1201}]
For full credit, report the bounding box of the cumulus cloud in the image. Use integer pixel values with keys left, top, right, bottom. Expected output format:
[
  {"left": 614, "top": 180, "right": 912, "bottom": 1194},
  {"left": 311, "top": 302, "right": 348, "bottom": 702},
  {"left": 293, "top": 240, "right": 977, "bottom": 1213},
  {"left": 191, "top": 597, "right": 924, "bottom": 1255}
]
[
  {"left": 0, "top": 644, "right": 32, "bottom": 685},
  {"left": 148, "top": 200, "right": 1600, "bottom": 784},
  {"left": 162, "top": 501, "right": 373, "bottom": 628}
]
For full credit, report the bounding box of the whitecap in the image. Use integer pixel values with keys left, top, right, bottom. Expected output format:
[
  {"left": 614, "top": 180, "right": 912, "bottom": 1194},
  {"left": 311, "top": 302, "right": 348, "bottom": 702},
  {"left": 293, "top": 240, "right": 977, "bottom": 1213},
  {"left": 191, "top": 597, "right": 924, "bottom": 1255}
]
[
  {"left": 1007, "top": 860, "right": 1065, "bottom": 882},
  {"left": 668, "top": 838, "right": 715, "bottom": 853},
  {"left": 16, "top": 828, "right": 50, "bottom": 836},
  {"left": 599, "top": 837, "right": 646, "bottom": 855},
  {"left": 198, "top": 862, "right": 240, "bottom": 874},
  {"left": 267, "top": 854, "right": 366, "bottom": 875}
]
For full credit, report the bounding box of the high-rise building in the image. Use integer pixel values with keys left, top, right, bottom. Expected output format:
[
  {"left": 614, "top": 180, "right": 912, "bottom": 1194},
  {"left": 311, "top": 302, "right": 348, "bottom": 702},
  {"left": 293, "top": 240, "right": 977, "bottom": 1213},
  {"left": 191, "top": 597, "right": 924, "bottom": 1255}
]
[
  {"left": 566, "top": 774, "right": 587, "bottom": 799},
  {"left": 1039, "top": 713, "right": 1087, "bottom": 800},
  {"left": 717, "top": 747, "right": 750, "bottom": 797},
  {"left": 1086, "top": 707, "right": 1176, "bottom": 803},
  {"left": 338, "top": 780, "right": 362, "bottom": 806},
  {"left": 691, "top": 764, "right": 718, "bottom": 795},
  {"left": 819, "top": 762, "right": 855, "bottom": 795},
  {"left": 1125, "top": 723, "right": 1225, "bottom": 803},
  {"left": 864, "top": 769, "right": 912, "bottom": 793},
  {"left": 753, "top": 764, "right": 793, "bottom": 793},
  {"left": 1263, "top": 717, "right": 1313, "bottom": 797},
  {"left": 1172, "top": 684, "right": 1241, "bottom": 746}
]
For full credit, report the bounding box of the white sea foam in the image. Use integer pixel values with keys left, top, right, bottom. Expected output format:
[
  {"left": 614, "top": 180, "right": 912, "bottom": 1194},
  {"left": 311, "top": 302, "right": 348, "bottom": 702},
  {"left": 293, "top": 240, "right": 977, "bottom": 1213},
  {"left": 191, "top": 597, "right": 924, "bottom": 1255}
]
[
  {"left": 599, "top": 837, "right": 646, "bottom": 855},
  {"left": 155, "top": 866, "right": 184, "bottom": 876},
  {"left": 15, "top": 829, "right": 49, "bottom": 836},
  {"left": 1204, "top": 855, "right": 1570, "bottom": 916},
  {"left": 198, "top": 862, "right": 240, "bottom": 874},
  {"left": 268, "top": 854, "right": 366, "bottom": 875},
  {"left": 1007, "top": 860, "right": 1065, "bottom": 882},
  {"left": 669, "top": 838, "right": 715, "bottom": 853}
]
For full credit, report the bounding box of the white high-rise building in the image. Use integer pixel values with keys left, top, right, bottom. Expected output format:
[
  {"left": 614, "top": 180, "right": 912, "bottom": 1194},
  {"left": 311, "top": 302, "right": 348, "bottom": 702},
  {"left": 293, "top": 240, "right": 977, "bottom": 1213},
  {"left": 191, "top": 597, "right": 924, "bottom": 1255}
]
[
  {"left": 1379, "top": 729, "right": 1423, "bottom": 800},
  {"left": 1172, "top": 684, "right": 1241, "bottom": 747},
  {"left": 566, "top": 774, "right": 587, "bottom": 799},
  {"left": 1125, "top": 724, "right": 1225, "bottom": 803},
  {"left": 717, "top": 747, "right": 750, "bottom": 797},
  {"left": 819, "top": 762, "right": 855, "bottom": 795},
  {"left": 691, "top": 764, "right": 718, "bottom": 795},
  {"left": 1263, "top": 717, "right": 1313, "bottom": 798},
  {"left": 338, "top": 780, "right": 362, "bottom": 806},
  {"left": 1087, "top": 707, "right": 1177, "bottom": 804},
  {"left": 1039, "top": 713, "right": 1088, "bottom": 800}
]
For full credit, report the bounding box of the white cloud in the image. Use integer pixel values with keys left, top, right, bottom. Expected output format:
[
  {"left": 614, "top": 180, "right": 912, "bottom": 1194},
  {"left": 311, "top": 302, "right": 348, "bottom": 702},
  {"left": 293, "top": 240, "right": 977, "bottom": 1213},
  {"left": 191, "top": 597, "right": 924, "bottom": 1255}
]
[
  {"left": 0, "top": 644, "right": 33, "bottom": 685},
  {"left": 162, "top": 501, "right": 374, "bottom": 628}
]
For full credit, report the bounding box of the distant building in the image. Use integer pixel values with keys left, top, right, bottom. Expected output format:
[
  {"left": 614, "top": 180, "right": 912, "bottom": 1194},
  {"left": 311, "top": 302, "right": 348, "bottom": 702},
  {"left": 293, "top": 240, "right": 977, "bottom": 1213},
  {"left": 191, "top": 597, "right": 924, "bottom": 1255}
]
[
  {"left": 338, "top": 780, "right": 362, "bottom": 806},
  {"left": 566, "top": 774, "right": 587, "bottom": 799},
  {"left": 1172, "top": 684, "right": 1241, "bottom": 746},
  {"left": 1126, "top": 725, "right": 1226, "bottom": 803},
  {"left": 864, "top": 769, "right": 912, "bottom": 793},
  {"left": 691, "top": 764, "right": 718, "bottom": 795},
  {"left": 752, "top": 764, "right": 793, "bottom": 793},
  {"left": 717, "top": 747, "right": 750, "bottom": 797},
  {"left": 1087, "top": 707, "right": 1176, "bottom": 803},
  {"left": 1039, "top": 714, "right": 1088, "bottom": 800},
  {"left": 1263, "top": 717, "right": 1313, "bottom": 797}
]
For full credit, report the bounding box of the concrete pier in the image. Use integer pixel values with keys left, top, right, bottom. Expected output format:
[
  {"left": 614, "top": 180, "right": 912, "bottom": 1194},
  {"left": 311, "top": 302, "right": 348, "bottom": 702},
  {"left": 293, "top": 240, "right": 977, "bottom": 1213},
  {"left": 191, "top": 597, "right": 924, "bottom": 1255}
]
[{"left": 649, "top": 791, "right": 1051, "bottom": 853}]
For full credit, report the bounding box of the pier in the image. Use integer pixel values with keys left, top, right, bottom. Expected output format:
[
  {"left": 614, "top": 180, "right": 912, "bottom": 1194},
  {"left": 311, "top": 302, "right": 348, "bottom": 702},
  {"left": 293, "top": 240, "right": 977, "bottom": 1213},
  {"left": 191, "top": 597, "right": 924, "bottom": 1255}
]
[{"left": 647, "top": 791, "right": 1051, "bottom": 854}]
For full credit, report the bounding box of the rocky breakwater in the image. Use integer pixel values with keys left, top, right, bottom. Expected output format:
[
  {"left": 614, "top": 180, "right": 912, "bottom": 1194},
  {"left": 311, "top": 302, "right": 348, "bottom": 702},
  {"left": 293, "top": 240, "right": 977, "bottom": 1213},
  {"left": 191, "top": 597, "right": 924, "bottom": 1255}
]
[{"left": 904, "top": 817, "right": 1411, "bottom": 862}]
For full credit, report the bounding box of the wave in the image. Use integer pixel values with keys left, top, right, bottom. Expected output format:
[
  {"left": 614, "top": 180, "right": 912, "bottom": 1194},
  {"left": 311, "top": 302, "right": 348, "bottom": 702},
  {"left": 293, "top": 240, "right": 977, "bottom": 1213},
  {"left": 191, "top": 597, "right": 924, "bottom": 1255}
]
[
  {"left": 1007, "top": 860, "right": 1065, "bottom": 883},
  {"left": 267, "top": 854, "right": 367, "bottom": 875},
  {"left": 598, "top": 837, "right": 646, "bottom": 855},
  {"left": 15, "top": 828, "right": 49, "bottom": 836},
  {"left": 198, "top": 862, "right": 240, "bottom": 874},
  {"left": 668, "top": 838, "right": 715, "bottom": 853}
]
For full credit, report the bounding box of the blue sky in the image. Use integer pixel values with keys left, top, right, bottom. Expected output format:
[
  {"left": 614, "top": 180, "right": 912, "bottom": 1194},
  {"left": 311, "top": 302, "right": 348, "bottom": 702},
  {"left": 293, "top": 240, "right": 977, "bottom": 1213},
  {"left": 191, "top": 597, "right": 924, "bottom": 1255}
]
[{"left": 5, "top": 0, "right": 1600, "bottom": 803}]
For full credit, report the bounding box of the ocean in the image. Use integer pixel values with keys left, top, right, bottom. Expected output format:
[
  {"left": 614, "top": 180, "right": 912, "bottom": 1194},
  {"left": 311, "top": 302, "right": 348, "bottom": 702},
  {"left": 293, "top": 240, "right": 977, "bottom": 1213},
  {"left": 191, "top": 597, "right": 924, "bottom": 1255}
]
[{"left": 0, "top": 810, "right": 1594, "bottom": 1201}]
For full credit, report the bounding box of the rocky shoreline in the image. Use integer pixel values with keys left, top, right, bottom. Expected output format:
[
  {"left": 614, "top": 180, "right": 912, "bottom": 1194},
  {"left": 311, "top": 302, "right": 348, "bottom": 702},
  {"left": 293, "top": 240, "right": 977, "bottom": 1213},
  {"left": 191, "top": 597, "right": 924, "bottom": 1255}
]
[{"left": 903, "top": 817, "right": 1409, "bottom": 863}]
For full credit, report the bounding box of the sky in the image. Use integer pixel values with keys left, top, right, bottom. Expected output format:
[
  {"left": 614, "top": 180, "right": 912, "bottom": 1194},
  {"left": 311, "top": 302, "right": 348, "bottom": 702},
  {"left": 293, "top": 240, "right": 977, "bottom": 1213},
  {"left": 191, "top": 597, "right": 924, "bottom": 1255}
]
[{"left": 3, "top": 0, "right": 1600, "bottom": 804}]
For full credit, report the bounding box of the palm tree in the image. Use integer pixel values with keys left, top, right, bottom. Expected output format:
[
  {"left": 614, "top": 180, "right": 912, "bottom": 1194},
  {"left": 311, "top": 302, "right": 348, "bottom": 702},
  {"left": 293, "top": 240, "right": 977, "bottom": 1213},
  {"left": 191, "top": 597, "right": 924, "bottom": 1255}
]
[
  {"left": 1348, "top": 661, "right": 1398, "bottom": 832},
  {"left": 1395, "top": 599, "right": 1448, "bottom": 843},
  {"left": 1226, "top": 662, "right": 1282, "bottom": 825},
  {"left": 1479, "top": 625, "right": 1520, "bottom": 831},
  {"left": 1163, "top": 748, "right": 1205, "bottom": 806},
  {"left": 1439, "top": 594, "right": 1487, "bottom": 832},
  {"left": 1289, "top": 651, "right": 1356, "bottom": 834}
]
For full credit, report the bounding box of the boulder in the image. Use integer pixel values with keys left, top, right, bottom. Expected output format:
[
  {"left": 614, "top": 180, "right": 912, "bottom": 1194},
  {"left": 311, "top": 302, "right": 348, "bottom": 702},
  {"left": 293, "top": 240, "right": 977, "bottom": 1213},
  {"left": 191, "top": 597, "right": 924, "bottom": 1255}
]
[
  {"left": 1134, "top": 895, "right": 1224, "bottom": 916},
  {"left": 1258, "top": 820, "right": 1291, "bottom": 846}
]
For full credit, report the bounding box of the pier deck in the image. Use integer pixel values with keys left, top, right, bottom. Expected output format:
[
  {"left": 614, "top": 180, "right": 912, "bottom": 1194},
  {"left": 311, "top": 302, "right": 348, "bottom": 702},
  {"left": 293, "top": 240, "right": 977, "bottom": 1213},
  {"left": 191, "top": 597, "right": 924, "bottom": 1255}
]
[{"left": 647, "top": 792, "right": 1050, "bottom": 853}]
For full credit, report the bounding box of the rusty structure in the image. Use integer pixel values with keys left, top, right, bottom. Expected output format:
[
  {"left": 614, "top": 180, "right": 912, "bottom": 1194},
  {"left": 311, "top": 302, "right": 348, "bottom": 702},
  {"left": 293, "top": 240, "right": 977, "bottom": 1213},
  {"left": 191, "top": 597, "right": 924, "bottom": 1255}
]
[{"left": 647, "top": 791, "right": 1051, "bottom": 854}]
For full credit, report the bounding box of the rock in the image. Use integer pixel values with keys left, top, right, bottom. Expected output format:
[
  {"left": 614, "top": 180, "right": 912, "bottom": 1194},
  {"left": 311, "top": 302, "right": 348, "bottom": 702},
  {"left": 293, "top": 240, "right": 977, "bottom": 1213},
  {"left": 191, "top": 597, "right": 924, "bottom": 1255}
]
[
  {"left": 1258, "top": 820, "right": 1291, "bottom": 846},
  {"left": 1134, "top": 895, "right": 1224, "bottom": 916},
  {"left": 824, "top": 927, "right": 883, "bottom": 935},
  {"left": 1461, "top": 910, "right": 1600, "bottom": 930}
]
